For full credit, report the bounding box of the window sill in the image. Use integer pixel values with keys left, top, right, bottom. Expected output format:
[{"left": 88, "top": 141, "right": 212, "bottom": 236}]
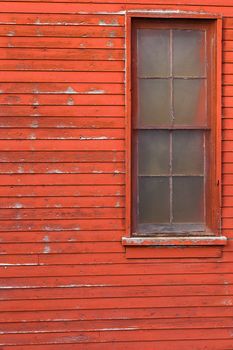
[
  {"left": 122, "top": 236, "right": 227, "bottom": 259},
  {"left": 122, "top": 236, "right": 227, "bottom": 246}
]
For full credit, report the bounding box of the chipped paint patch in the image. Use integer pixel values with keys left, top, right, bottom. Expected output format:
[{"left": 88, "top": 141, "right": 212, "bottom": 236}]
[
  {"left": 29, "top": 133, "right": 36, "bottom": 140},
  {"left": 65, "top": 86, "right": 77, "bottom": 94},
  {"left": 47, "top": 169, "right": 63, "bottom": 174},
  {"left": 43, "top": 225, "right": 63, "bottom": 231},
  {"left": 43, "top": 245, "right": 51, "bottom": 254},
  {"left": 17, "top": 166, "right": 24, "bottom": 174},
  {"left": 34, "top": 18, "right": 41, "bottom": 25},
  {"left": 30, "top": 120, "right": 39, "bottom": 128},
  {"left": 87, "top": 89, "right": 105, "bottom": 94},
  {"left": 32, "top": 88, "right": 39, "bottom": 94},
  {"left": 43, "top": 235, "right": 50, "bottom": 242},
  {"left": 222, "top": 298, "right": 233, "bottom": 306},
  {"left": 79, "top": 136, "right": 108, "bottom": 140},
  {"left": 36, "top": 28, "right": 43, "bottom": 36},
  {"left": 67, "top": 97, "right": 74, "bottom": 106},
  {"left": 127, "top": 9, "right": 212, "bottom": 15},
  {"left": 7, "top": 31, "right": 15, "bottom": 37},
  {"left": 12, "top": 203, "right": 23, "bottom": 209},
  {"left": 32, "top": 99, "right": 39, "bottom": 106}
]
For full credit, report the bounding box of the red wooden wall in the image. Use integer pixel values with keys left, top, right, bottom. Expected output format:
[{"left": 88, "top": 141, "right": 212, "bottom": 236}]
[{"left": 0, "top": 1, "right": 233, "bottom": 349}]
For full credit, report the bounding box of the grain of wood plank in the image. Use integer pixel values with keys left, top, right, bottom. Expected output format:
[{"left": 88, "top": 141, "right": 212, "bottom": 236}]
[
  {"left": 0, "top": 25, "right": 125, "bottom": 37},
  {"left": 0, "top": 60, "right": 125, "bottom": 72}
]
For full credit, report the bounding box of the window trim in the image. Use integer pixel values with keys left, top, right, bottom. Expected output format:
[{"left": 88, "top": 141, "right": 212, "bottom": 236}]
[{"left": 123, "top": 11, "right": 226, "bottom": 248}]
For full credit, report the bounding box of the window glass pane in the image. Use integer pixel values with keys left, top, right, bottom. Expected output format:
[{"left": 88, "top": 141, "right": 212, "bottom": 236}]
[
  {"left": 139, "top": 130, "right": 170, "bottom": 175},
  {"left": 173, "top": 30, "right": 206, "bottom": 76},
  {"left": 139, "top": 79, "right": 171, "bottom": 126},
  {"left": 138, "top": 29, "right": 170, "bottom": 77},
  {"left": 173, "top": 176, "right": 204, "bottom": 223},
  {"left": 173, "top": 78, "right": 206, "bottom": 126},
  {"left": 173, "top": 131, "right": 204, "bottom": 175},
  {"left": 139, "top": 176, "right": 170, "bottom": 224}
]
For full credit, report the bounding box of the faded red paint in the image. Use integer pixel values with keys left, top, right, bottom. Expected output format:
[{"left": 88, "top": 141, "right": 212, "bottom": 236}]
[{"left": 0, "top": 1, "right": 232, "bottom": 349}]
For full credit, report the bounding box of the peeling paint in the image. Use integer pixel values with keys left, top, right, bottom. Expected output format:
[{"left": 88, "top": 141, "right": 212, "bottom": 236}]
[
  {"left": 67, "top": 97, "right": 74, "bottom": 106},
  {"left": 86, "top": 89, "right": 105, "bottom": 94},
  {"left": 30, "top": 120, "right": 39, "bottom": 128},
  {"left": 43, "top": 245, "right": 51, "bottom": 254},
  {"left": 127, "top": 9, "right": 212, "bottom": 15},
  {"left": 12, "top": 203, "right": 23, "bottom": 209},
  {"left": 0, "top": 22, "right": 16, "bottom": 25},
  {"left": 99, "top": 20, "right": 107, "bottom": 26},
  {"left": 32, "top": 99, "right": 39, "bottom": 106},
  {"left": 17, "top": 166, "right": 24, "bottom": 174},
  {"left": 98, "top": 327, "right": 138, "bottom": 331},
  {"left": 32, "top": 88, "right": 39, "bottom": 94},
  {"left": 7, "top": 31, "right": 15, "bottom": 37},
  {"left": 222, "top": 298, "right": 233, "bottom": 306},
  {"left": 47, "top": 169, "right": 63, "bottom": 174},
  {"left": 36, "top": 28, "right": 43, "bottom": 37},
  {"left": 58, "top": 284, "right": 107, "bottom": 288},
  {"left": 43, "top": 235, "right": 50, "bottom": 242},
  {"left": 115, "top": 201, "right": 120, "bottom": 207},
  {"left": 29, "top": 133, "right": 36, "bottom": 140},
  {"left": 66, "top": 86, "right": 77, "bottom": 94},
  {"left": 43, "top": 225, "right": 63, "bottom": 231},
  {"left": 79, "top": 136, "right": 108, "bottom": 140}
]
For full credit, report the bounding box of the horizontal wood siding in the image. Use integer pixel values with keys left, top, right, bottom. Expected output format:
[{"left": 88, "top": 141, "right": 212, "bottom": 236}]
[{"left": 0, "top": 1, "right": 233, "bottom": 349}]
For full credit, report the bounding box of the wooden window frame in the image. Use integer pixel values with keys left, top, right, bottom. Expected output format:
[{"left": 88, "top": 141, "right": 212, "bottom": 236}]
[{"left": 122, "top": 11, "right": 227, "bottom": 248}]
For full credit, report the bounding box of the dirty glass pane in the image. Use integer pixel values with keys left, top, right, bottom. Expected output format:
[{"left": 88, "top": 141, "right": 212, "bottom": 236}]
[
  {"left": 173, "top": 131, "right": 204, "bottom": 175},
  {"left": 138, "top": 29, "right": 170, "bottom": 77},
  {"left": 173, "top": 176, "right": 204, "bottom": 223},
  {"left": 139, "top": 79, "right": 171, "bottom": 126},
  {"left": 139, "top": 176, "right": 170, "bottom": 223},
  {"left": 139, "top": 130, "right": 170, "bottom": 175},
  {"left": 173, "top": 30, "right": 206, "bottom": 76},
  {"left": 173, "top": 79, "right": 206, "bottom": 125}
]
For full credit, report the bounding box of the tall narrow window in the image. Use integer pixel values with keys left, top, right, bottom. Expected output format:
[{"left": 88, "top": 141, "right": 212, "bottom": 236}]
[{"left": 132, "top": 19, "right": 219, "bottom": 236}]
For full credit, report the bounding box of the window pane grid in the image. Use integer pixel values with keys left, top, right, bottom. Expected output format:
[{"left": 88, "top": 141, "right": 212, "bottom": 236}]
[
  {"left": 134, "top": 25, "right": 209, "bottom": 234},
  {"left": 137, "top": 130, "right": 205, "bottom": 226}
]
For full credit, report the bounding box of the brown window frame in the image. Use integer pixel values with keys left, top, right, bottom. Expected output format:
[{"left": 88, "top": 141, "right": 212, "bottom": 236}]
[{"left": 124, "top": 12, "right": 223, "bottom": 241}]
